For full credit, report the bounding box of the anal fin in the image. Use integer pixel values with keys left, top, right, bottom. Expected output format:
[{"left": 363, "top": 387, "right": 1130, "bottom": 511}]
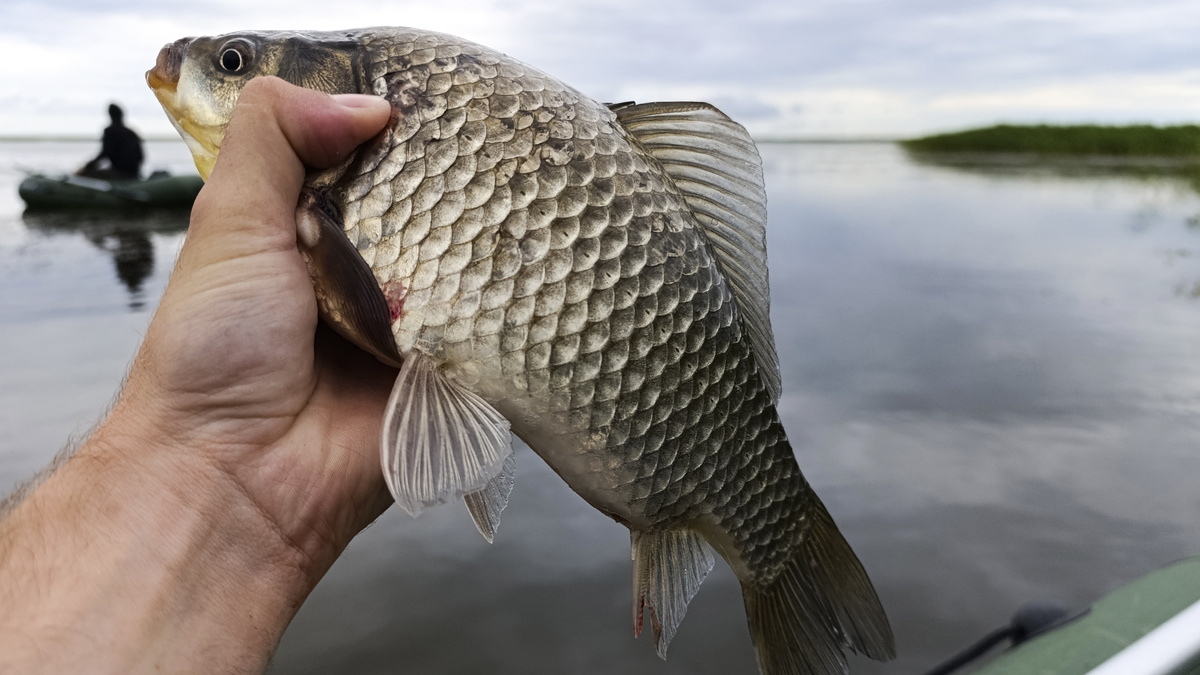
[
  {"left": 463, "top": 452, "right": 517, "bottom": 543},
  {"left": 631, "top": 528, "right": 715, "bottom": 659},
  {"left": 382, "top": 353, "right": 513, "bottom": 517}
]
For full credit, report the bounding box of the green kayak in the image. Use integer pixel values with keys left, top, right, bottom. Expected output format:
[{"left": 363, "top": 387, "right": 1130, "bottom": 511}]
[
  {"left": 18, "top": 171, "right": 204, "bottom": 210},
  {"left": 929, "top": 556, "right": 1200, "bottom": 675}
]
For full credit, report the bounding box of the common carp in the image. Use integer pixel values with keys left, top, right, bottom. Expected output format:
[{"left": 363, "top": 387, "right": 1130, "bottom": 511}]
[{"left": 147, "top": 27, "right": 894, "bottom": 674}]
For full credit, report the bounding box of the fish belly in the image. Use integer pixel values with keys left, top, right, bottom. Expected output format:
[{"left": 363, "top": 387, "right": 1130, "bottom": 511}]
[{"left": 487, "top": 386, "right": 646, "bottom": 527}]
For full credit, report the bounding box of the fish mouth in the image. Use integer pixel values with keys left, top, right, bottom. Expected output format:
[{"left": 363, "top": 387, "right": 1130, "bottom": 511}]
[
  {"left": 146, "top": 38, "right": 222, "bottom": 180},
  {"left": 146, "top": 39, "right": 186, "bottom": 91}
]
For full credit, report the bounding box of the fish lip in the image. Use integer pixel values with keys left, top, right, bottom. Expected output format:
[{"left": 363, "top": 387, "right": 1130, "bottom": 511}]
[
  {"left": 145, "top": 37, "right": 190, "bottom": 91},
  {"left": 145, "top": 36, "right": 220, "bottom": 180}
]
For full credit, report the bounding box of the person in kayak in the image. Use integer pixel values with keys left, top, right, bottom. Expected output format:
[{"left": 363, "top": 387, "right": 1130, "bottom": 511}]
[{"left": 78, "top": 104, "right": 144, "bottom": 181}]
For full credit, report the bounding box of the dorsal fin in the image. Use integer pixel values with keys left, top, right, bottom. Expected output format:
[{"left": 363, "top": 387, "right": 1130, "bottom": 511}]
[{"left": 615, "top": 102, "right": 781, "bottom": 400}]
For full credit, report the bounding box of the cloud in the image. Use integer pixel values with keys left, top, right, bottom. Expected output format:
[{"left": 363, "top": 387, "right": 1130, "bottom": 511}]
[{"left": 3, "top": 0, "right": 1200, "bottom": 136}]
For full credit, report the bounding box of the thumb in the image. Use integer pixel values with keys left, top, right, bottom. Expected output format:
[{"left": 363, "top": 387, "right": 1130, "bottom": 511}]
[{"left": 190, "top": 76, "right": 391, "bottom": 245}]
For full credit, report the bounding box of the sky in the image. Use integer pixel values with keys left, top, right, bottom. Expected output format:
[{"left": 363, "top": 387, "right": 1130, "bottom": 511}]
[{"left": 5, "top": 0, "right": 1200, "bottom": 139}]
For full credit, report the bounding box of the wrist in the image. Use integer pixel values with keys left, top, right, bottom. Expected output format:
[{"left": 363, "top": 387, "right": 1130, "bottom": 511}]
[{"left": 0, "top": 409, "right": 313, "bottom": 674}]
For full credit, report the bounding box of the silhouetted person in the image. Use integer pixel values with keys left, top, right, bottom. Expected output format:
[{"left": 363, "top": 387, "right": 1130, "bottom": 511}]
[{"left": 78, "top": 104, "right": 144, "bottom": 181}]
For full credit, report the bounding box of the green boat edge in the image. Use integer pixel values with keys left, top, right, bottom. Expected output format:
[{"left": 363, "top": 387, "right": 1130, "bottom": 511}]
[{"left": 975, "top": 556, "right": 1200, "bottom": 675}]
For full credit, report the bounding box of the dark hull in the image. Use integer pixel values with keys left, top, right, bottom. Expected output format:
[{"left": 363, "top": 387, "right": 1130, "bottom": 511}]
[{"left": 18, "top": 173, "right": 204, "bottom": 209}]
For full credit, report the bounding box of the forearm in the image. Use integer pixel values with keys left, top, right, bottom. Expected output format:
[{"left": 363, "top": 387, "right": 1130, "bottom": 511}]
[{"left": 0, "top": 414, "right": 312, "bottom": 674}]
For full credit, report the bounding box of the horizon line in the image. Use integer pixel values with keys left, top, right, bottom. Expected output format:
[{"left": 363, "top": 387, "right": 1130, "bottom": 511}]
[
  {"left": 0, "top": 135, "right": 191, "bottom": 143},
  {"left": 0, "top": 134, "right": 905, "bottom": 144}
]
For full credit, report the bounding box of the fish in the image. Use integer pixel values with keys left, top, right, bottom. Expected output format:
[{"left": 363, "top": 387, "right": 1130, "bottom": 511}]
[{"left": 147, "top": 27, "right": 894, "bottom": 674}]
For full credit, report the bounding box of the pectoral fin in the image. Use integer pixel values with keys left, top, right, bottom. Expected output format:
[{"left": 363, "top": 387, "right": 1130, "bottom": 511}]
[
  {"left": 631, "top": 528, "right": 715, "bottom": 658},
  {"left": 382, "top": 353, "right": 513, "bottom": 517},
  {"left": 296, "top": 188, "right": 401, "bottom": 367}
]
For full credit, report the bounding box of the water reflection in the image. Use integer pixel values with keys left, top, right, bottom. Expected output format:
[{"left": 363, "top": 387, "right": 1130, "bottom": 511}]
[
  {"left": 902, "top": 150, "right": 1200, "bottom": 182},
  {"left": 20, "top": 209, "right": 188, "bottom": 309},
  {"left": 903, "top": 149, "right": 1200, "bottom": 300}
]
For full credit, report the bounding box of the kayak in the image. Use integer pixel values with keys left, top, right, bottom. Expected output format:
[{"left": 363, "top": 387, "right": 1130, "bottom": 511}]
[
  {"left": 18, "top": 171, "right": 204, "bottom": 209},
  {"left": 931, "top": 556, "right": 1200, "bottom": 675}
]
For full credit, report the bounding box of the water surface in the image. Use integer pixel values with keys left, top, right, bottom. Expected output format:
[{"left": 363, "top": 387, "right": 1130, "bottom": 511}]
[{"left": 3, "top": 141, "right": 1200, "bottom": 673}]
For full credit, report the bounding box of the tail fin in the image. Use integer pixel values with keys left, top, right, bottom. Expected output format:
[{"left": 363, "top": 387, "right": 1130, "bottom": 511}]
[{"left": 741, "top": 498, "right": 894, "bottom": 675}]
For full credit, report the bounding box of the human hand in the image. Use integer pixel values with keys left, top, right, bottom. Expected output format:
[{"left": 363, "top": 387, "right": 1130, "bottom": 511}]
[
  {"left": 0, "top": 77, "right": 395, "bottom": 674},
  {"left": 117, "top": 75, "right": 397, "bottom": 569}
]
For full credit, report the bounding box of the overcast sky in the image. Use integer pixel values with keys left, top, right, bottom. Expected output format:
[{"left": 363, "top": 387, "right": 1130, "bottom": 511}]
[{"left": 5, "top": 0, "right": 1200, "bottom": 138}]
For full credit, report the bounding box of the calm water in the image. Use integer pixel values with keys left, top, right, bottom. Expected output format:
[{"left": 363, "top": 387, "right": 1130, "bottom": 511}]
[{"left": 3, "top": 140, "right": 1200, "bottom": 673}]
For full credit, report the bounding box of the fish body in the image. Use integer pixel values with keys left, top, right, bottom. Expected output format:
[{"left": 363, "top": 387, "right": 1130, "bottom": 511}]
[{"left": 148, "top": 27, "right": 894, "bottom": 674}]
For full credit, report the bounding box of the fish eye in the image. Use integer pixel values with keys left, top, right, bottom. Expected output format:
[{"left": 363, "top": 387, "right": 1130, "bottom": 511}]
[
  {"left": 216, "top": 40, "right": 254, "bottom": 74},
  {"left": 220, "top": 49, "right": 243, "bottom": 72}
]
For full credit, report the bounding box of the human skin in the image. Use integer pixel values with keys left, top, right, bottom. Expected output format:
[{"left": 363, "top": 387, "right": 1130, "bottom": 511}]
[{"left": 0, "top": 77, "right": 395, "bottom": 674}]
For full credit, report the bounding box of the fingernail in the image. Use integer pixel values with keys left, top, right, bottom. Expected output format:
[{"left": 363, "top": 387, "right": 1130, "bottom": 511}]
[{"left": 332, "top": 93, "right": 389, "bottom": 110}]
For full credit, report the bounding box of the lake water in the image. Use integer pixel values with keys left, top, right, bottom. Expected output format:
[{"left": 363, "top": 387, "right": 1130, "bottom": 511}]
[{"left": 3, "top": 140, "right": 1200, "bottom": 673}]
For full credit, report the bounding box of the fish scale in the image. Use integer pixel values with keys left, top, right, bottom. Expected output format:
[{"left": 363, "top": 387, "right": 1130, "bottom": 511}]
[
  {"left": 350, "top": 22, "right": 809, "bottom": 611},
  {"left": 147, "top": 26, "right": 894, "bottom": 674}
]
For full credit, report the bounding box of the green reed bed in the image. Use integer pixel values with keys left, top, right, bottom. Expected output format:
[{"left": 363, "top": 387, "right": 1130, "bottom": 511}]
[{"left": 902, "top": 124, "right": 1200, "bottom": 157}]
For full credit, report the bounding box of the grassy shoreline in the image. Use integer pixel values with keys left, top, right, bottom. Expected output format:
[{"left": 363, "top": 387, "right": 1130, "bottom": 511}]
[{"left": 902, "top": 124, "right": 1200, "bottom": 157}]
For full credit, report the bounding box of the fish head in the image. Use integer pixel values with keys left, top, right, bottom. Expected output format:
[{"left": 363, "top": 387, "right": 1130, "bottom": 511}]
[
  {"left": 146, "top": 31, "right": 362, "bottom": 179},
  {"left": 148, "top": 30, "right": 406, "bottom": 369}
]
